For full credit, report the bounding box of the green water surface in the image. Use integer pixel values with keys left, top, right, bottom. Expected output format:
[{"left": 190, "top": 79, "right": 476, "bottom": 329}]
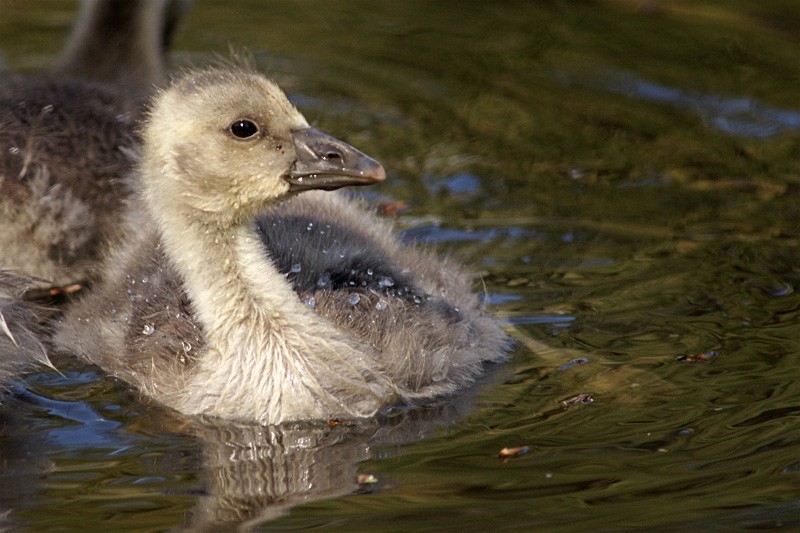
[{"left": 1, "top": 1, "right": 799, "bottom": 530}]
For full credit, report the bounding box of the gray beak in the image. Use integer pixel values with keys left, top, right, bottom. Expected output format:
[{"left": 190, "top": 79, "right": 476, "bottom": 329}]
[{"left": 285, "top": 127, "right": 386, "bottom": 191}]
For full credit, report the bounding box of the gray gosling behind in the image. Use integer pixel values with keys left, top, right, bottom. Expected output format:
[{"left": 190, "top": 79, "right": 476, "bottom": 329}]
[
  {"left": 54, "top": 0, "right": 192, "bottom": 91},
  {"left": 55, "top": 67, "right": 509, "bottom": 424},
  {"left": 1, "top": 0, "right": 189, "bottom": 388},
  {"left": 0, "top": 0, "right": 189, "bottom": 286},
  {"left": 0, "top": 78, "right": 136, "bottom": 285}
]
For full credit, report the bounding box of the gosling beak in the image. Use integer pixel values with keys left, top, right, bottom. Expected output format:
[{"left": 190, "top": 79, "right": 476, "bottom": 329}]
[{"left": 286, "top": 127, "right": 386, "bottom": 191}]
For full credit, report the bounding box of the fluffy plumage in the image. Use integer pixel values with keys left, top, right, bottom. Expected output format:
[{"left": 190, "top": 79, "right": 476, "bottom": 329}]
[
  {"left": 0, "top": 0, "right": 189, "bottom": 390},
  {"left": 0, "top": 271, "right": 55, "bottom": 389},
  {"left": 0, "top": 77, "right": 136, "bottom": 284},
  {"left": 0, "top": 0, "right": 188, "bottom": 286},
  {"left": 55, "top": 66, "right": 508, "bottom": 424}
]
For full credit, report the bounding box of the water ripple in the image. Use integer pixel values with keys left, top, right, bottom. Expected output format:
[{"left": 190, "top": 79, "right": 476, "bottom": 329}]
[{"left": 596, "top": 71, "right": 800, "bottom": 138}]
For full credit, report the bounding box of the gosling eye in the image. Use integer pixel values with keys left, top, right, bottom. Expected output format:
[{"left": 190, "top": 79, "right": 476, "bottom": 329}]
[{"left": 229, "top": 119, "right": 259, "bottom": 139}]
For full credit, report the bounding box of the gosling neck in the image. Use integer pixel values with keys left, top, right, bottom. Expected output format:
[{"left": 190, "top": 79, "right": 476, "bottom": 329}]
[
  {"left": 146, "top": 192, "right": 395, "bottom": 423},
  {"left": 153, "top": 200, "right": 300, "bottom": 345}
]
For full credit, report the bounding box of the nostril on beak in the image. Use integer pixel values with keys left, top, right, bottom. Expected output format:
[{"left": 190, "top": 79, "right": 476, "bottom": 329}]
[{"left": 325, "top": 151, "right": 342, "bottom": 161}]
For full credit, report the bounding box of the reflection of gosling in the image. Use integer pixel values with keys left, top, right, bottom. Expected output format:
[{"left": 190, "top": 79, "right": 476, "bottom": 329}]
[{"left": 57, "top": 67, "right": 509, "bottom": 424}]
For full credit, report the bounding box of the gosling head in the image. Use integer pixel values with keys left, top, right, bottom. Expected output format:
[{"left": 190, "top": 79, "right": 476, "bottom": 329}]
[{"left": 140, "top": 66, "right": 385, "bottom": 226}]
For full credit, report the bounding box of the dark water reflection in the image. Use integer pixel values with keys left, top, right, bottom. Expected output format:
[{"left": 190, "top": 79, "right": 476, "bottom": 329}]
[{"left": 1, "top": 0, "right": 799, "bottom": 530}]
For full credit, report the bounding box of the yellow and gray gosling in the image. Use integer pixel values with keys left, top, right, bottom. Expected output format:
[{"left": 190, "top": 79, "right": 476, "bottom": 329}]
[{"left": 53, "top": 66, "right": 509, "bottom": 424}]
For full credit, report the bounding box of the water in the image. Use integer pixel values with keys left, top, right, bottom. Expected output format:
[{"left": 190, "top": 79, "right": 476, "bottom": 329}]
[{"left": 1, "top": 0, "right": 799, "bottom": 530}]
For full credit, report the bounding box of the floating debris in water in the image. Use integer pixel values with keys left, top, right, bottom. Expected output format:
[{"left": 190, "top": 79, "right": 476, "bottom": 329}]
[
  {"left": 376, "top": 199, "right": 408, "bottom": 216},
  {"left": 559, "top": 393, "right": 594, "bottom": 408},
  {"left": 327, "top": 418, "right": 354, "bottom": 427},
  {"left": 142, "top": 323, "right": 155, "bottom": 335},
  {"left": 498, "top": 446, "right": 530, "bottom": 460},
  {"left": 357, "top": 473, "right": 379, "bottom": 484},
  {"left": 677, "top": 350, "right": 719, "bottom": 363}
]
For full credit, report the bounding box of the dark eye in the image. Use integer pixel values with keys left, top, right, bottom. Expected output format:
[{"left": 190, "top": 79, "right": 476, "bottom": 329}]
[{"left": 230, "top": 119, "right": 259, "bottom": 139}]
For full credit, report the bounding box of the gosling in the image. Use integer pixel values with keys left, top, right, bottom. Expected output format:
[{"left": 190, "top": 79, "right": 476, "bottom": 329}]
[{"left": 55, "top": 66, "right": 509, "bottom": 424}]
